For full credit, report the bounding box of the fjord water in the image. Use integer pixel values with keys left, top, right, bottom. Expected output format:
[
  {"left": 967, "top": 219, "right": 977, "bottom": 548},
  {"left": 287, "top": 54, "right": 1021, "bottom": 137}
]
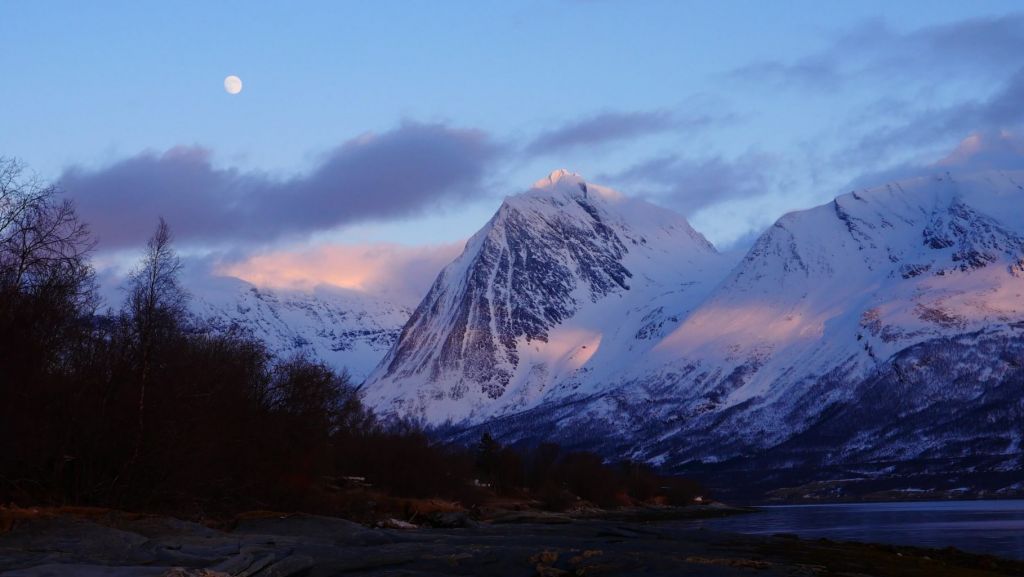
[{"left": 692, "top": 500, "right": 1024, "bottom": 559}]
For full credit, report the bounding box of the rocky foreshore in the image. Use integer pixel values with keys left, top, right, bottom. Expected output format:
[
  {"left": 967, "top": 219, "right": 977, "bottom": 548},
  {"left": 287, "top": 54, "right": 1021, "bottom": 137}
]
[{"left": 1, "top": 508, "right": 1021, "bottom": 577}]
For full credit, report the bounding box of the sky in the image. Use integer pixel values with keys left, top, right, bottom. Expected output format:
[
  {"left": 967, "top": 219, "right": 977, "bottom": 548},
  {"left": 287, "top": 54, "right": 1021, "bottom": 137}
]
[{"left": 4, "top": 1, "right": 1024, "bottom": 306}]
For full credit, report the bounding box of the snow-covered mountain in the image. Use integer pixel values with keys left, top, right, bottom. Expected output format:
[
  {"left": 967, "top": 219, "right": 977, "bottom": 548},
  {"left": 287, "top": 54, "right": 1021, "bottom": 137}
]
[
  {"left": 191, "top": 167, "right": 1022, "bottom": 494},
  {"left": 361, "top": 169, "right": 733, "bottom": 423},
  {"left": 191, "top": 276, "right": 411, "bottom": 381},
  {"left": 563, "top": 171, "right": 1024, "bottom": 462},
  {"left": 363, "top": 169, "right": 1024, "bottom": 494}
]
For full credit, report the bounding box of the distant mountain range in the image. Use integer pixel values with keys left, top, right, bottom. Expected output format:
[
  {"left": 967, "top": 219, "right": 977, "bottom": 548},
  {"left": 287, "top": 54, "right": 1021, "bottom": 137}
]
[
  {"left": 191, "top": 277, "right": 410, "bottom": 382},
  {"left": 200, "top": 168, "right": 1024, "bottom": 498}
]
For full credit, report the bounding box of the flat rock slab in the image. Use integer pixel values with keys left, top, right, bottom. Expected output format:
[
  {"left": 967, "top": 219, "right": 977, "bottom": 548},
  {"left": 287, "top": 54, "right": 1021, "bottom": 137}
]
[
  {"left": 230, "top": 515, "right": 393, "bottom": 546},
  {"left": 2, "top": 513, "right": 1022, "bottom": 577},
  {"left": 1, "top": 564, "right": 169, "bottom": 577}
]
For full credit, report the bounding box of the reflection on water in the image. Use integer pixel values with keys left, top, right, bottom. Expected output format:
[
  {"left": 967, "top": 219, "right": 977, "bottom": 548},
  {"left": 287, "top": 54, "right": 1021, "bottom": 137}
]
[{"left": 687, "top": 500, "right": 1024, "bottom": 560}]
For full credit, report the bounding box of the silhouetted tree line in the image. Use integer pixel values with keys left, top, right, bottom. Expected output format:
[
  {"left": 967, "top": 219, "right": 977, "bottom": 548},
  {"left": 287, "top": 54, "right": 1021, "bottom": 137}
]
[
  {"left": 472, "top": 433, "right": 704, "bottom": 509},
  {"left": 0, "top": 158, "right": 704, "bottom": 518}
]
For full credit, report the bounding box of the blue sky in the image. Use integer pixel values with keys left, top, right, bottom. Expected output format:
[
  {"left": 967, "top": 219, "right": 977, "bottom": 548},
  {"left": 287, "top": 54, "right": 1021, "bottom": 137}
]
[{"left": 3, "top": 1, "right": 1024, "bottom": 302}]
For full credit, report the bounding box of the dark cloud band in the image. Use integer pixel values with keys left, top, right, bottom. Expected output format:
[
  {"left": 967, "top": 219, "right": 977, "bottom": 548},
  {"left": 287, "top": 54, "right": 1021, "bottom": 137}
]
[
  {"left": 524, "top": 110, "right": 712, "bottom": 156},
  {"left": 60, "top": 121, "right": 501, "bottom": 249}
]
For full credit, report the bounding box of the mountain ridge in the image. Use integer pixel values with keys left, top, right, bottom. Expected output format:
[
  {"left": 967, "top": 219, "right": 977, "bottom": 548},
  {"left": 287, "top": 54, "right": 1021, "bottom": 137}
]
[
  {"left": 191, "top": 276, "right": 412, "bottom": 381},
  {"left": 193, "top": 168, "right": 1024, "bottom": 496},
  {"left": 359, "top": 168, "right": 1024, "bottom": 495}
]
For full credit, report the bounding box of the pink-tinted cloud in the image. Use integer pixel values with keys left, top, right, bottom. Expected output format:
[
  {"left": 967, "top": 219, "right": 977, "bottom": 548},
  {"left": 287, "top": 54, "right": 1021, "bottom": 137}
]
[
  {"left": 937, "top": 130, "right": 1024, "bottom": 170},
  {"left": 60, "top": 121, "right": 500, "bottom": 250},
  {"left": 216, "top": 241, "right": 465, "bottom": 306},
  {"left": 846, "top": 67, "right": 1024, "bottom": 165},
  {"left": 850, "top": 129, "right": 1024, "bottom": 189}
]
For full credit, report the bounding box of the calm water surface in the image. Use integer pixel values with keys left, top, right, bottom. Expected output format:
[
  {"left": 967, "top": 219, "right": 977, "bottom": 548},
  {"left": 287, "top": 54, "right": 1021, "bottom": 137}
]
[{"left": 687, "top": 500, "right": 1024, "bottom": 560}]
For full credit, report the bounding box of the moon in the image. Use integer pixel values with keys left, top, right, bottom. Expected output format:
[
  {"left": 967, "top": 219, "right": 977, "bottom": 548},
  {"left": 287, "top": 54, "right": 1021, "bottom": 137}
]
[{"left": 224, "top": 75, "right": 243, "bottom": 95}]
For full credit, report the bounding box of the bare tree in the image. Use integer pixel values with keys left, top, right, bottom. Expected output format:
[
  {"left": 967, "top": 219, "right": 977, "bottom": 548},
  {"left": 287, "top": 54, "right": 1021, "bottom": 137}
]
[
  {"left": 120, "top": 217, "right": 189, "bottom": 489},
  {"left": 0, "top": 159, "right": 98, "bottom": 502},
  {"left": 0, "top": 157, "right": 45, "bottom": 238},
  {"left": 0, "top": 157, "right": 96, "bottom": 309},
  {"left": 126, "top": 217, "right": 188, "bottom": 345}
]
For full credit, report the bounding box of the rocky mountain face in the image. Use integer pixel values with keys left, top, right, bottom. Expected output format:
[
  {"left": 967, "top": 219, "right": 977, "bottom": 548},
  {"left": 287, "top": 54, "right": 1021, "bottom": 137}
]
[
  {"left": 362, "top": 169, "right": 1024, "bottom": 496},
  {"left": 361, "top": 169, "right": 731, "bottom": 423},
  {"left": 191, "top": 277, "right": 411, "bottom": 382}
]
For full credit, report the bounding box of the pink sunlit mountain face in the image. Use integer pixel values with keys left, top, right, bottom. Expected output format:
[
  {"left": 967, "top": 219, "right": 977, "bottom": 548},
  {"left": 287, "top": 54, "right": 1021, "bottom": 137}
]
[{"left": 350, "top": 169, "right": 1024, "bottom": 490}]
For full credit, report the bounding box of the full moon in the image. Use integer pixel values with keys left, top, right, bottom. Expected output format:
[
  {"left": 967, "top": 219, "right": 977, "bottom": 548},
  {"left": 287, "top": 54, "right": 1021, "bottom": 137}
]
[{"left": 223, "top": 75, "right": 243, "bottom": 95}]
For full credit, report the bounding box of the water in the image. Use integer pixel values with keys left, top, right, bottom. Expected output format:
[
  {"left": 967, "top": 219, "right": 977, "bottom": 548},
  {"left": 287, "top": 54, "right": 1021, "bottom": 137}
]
[{"left": 690, "top": 500, "right": 1024, "bottom": 560}]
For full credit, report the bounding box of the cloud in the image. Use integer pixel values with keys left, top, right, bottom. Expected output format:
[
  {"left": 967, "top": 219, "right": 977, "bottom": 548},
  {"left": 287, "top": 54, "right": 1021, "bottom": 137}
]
[
  {"left": 936, "top": 129, "right": 1024, "bottom": 170},
  {"left": 603, "top": 151, "right": 778, "bottom": 216},
  {"left": 843, "top": 67, "right": 1024, "bottom": 165},
  {"left": 729, "top": 57, "right": 843, "bottom": 92},
  {"left": 215, "top": 241, "right": 464, "bottom": 306},
  {"left": 849, "top": 129, "right": 1024, "bottom": 189},
  {"left": 839, "top": 15, "right": 1024, "bottom": 78},
  {"left": 730, "top": 14, "right": 1024, "bottom": 91},
  {"left": 524, "top": 110, "right": 712, "bottom": 155},
  {"left": 60, "top": 121, "right": 501, "bottom": 250}
]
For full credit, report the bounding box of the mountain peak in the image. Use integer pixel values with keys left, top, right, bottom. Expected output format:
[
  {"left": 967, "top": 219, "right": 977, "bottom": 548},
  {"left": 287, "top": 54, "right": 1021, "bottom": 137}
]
[
  {"left": 523, "top": 169, "right": 628, "bottom": 206},
  {"left": 533, "top": 168, "right": 583, "bottom": 189}
]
